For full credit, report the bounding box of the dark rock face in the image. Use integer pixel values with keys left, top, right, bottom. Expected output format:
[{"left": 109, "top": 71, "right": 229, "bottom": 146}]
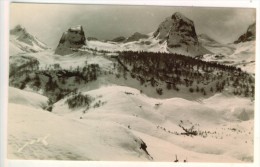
[
  {"left": 109, "top": 32, "right": 149, "bottom": 43},
  {"left": 126, "top": 32, "right": 149, "bottom": 42},
  {"left": 234, "top": 22, "right": 256, "bottom": 44},
  {"left": 153, "top": 12, "right": 207, "bottom": 57},
  {"left": 109, "top": 36, "right": 126, "bottom": 43},
  {"left": 55, "top": 25, "right": 86, "bottom": 55},
  {"left": 10, "top": 25, "right": 35, "bottom": 46},
  {"left": 153, "top": 12, "right": 199, "bottom": 48},
  {"left": 10, "top": 25, "right": 25, "bottom": 35}
]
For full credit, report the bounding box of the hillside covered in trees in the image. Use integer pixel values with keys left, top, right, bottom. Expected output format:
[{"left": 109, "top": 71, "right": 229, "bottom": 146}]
[
  {"left": 116, "top": 51, "right": 254, "bottom": 98},
  {"left": 9, "top": 55, "right": 101, "bottom": 110}
]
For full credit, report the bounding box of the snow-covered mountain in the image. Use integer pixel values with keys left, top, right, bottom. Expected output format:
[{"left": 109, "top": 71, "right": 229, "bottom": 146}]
[
  {"left": 9, "top": 25, "right": 48, "bottom": 56},
  {"left": 54, "top": 25, "right": 168, "bottom": 55},
  {"left": 199, "top": 23, "right": 256, "bottom": 74},
  {"left": 198, "top": 34, "right": 234, "bottom": 55},
  {"left": 234, "top": 22, "right": 256, "bottom": 44},
  {"left": 56, "top": 13, "right": 211, "bottom": 57}
]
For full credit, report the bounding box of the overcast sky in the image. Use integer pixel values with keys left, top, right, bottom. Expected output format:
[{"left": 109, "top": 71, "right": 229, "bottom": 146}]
[{"left": 10, "top": 3, "right": 256, "bottom": 48}]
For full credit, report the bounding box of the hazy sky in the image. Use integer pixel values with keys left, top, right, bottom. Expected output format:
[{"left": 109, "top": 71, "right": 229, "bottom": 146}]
[{"left": 10, "top": 3, "right": 256, "bottom": 48}]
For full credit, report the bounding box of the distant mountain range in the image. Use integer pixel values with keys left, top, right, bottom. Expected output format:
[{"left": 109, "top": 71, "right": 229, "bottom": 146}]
[{"left": 9, "top": 12, "right": 256, "bottom": 72}]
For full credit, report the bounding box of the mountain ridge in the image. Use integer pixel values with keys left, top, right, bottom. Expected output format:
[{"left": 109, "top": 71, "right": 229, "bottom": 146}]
[
  {"left": 234, "top": 22, "right": 256, "bottom": 44},
  {"left": 9, "top": 25, "right": 48, "bottom": 55}
]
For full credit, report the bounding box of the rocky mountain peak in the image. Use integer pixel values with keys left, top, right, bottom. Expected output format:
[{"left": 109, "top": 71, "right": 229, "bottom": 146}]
[
  {"left": 55, "top": 25, "right": 86, "bottom": 55},
  {"left": 10, "top": 24, "right": 27, "bottom": 35},
  {"left": 234, "top": 22, "right": 256, "bottom": 44},
  {"left": 171, "top": 12, "right": 193, "bottom": 25},
  {"left": 153, "top": 12, "right": 208, "bottom": 57}
]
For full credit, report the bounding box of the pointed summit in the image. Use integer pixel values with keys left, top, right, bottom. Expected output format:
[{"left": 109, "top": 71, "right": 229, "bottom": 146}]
[{"left": 171, "top": 12, "right": 193, "bottom": 25}]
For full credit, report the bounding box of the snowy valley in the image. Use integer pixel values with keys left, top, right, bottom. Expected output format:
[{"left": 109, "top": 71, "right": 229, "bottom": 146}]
[{"left": 8, "top": 12, "right": 256, "bottom": 162}]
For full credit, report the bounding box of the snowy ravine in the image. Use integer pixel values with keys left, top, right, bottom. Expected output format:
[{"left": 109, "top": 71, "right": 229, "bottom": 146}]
[{"left": 8, "top": 85, "right": 254, "bottom": 162}]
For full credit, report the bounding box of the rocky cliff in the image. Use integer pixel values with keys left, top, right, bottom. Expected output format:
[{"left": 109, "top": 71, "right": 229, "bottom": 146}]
[
  {"left": 234, "top": 22, "right": 256, "bottom": 44},
  {"left": 153, "top": 12, "right": 209, "bottom": 57},
  {"left": 55, "top": 25, "right": 86, "bottom": 55}
]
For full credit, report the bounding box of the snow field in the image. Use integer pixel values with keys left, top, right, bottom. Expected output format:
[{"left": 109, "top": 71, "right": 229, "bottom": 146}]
[{"left": 8, "top": 69, "right": 254, "bottom": 162}]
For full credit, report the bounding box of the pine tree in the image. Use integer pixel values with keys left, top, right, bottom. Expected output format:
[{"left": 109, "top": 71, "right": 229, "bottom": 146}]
[
  {"left": 33, "top": 74, "right": 41, "bottom": 89},
  {"left": 210, "top": 87, "right": 213, "bottom": 92},
  {"left": 166, "top": 82, "right": 171, "bottom": 90}
]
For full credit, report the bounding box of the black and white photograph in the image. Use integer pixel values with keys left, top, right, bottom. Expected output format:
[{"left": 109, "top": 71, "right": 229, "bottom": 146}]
[{"left": 2, "top": 1, "right": 259, "bottom": 165}]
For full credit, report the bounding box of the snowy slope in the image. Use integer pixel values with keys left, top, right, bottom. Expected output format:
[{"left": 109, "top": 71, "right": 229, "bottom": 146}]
[
  {"left": 9, "top": 49, "right": 114, "bottom": 72},
  {"left": 9, "top": 25, "right": 48, "bottom": 56},
  {"left": 198, "top": 34, "right": 235, "bottom": 56},
  {"left": 8, "top": 22, "right": 255, "bottom": 162},
  {"left": 199, "top": 23, "right": 256, "bottom": 74},
  {"left": 8, "top": 105, "right": 151, "bottom": 160},
  {"left": 8, "top": 86, "right": 254, "bottom": 162},
  {"left": 85, "top": 34, "right": 169, "bottom": 53},
  {"left": 8, "top": 87, "right": 153, "bottom": 160},
  {"left": 50, "top": 85, "right": 253, "bottom": 162},
  {"left": 8, "top": 51, "right": 254, "bottom": 162},
  {"left": 202, "top": 41, "right": 255, "bottom": 73},
  {"left": 9, "top": 87, "right": 48, "bottom": 109}
]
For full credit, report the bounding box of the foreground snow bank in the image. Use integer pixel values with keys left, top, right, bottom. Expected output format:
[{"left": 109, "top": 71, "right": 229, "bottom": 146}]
[
  {"left": 8, "top": 86, "right": 254, "bottom": 162},
  {"left": 9, "top": 87, "right": 48, "bottom": 109},
  {"left": 52, "top": 85, "right": 254, "bottom": 162},
  {"left": 8, "top": 103, "right": 152, "bottom": 160}
]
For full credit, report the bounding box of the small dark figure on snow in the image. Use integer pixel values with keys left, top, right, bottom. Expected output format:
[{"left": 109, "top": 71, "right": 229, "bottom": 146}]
[{"left": 174, "top": 155, "right": 178, "bottom": 162}]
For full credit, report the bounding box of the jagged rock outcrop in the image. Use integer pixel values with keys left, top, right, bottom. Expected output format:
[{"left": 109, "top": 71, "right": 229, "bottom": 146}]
[
  {"left": 55, "top": 25, "right": 86, "bottom": 55},
  {"left": 125, "top": 32, "right": 149, "bottom": 42},
  {"left": 234, "top": 22, "right": 256, "bottom": 44},
  {"left": 10, "top": 25, "right": 48, "bottom": 55},
  {"left": 153, "top": 12, "right": 209, "bottom": 57}
]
